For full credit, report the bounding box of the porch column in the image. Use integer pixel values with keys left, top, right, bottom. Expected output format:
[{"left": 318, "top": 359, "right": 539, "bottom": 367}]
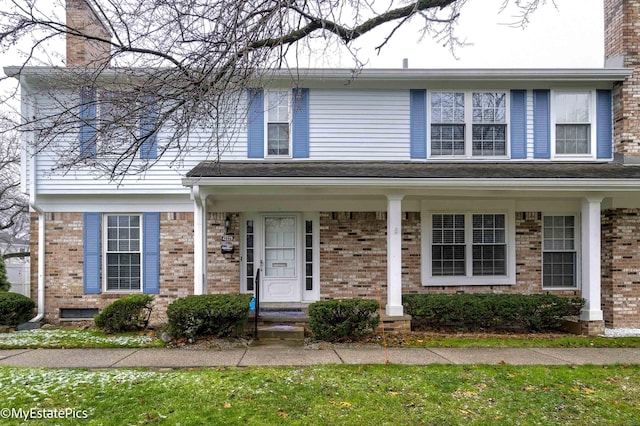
[
  {"left": 580, "top": 196, "right": 604, "bottom": 321},
  {"left": 193, "top": 186, "right": 207, "bottom": 295},
  {"left": 386, "top": 194, "right": 404, "bottom": 316}
]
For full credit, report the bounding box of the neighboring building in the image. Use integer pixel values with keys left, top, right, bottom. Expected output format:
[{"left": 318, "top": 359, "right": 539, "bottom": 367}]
[
  {"left": 0, "top": 232, "right": 30, "bottom": 297},
  {"left": 6, "top": 0, "right": 640, "bottom": 332}
]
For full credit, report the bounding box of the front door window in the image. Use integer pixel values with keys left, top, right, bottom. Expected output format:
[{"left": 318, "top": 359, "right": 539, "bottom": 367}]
[{"left": 264, "top": 216, "right": 296, "bottom": 278}]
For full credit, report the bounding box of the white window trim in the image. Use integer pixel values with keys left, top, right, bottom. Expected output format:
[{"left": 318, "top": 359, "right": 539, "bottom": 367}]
[
  {"left": 421, "top": 200, "right": 516, "bottom": 286},
  {"left": 427, "top": 90, "right": 510, "bottom": 160},
  {"left": 541, "top": 213, "right": 581, "bottom": 291},
  {"left": 264, "top": 89, "right": 292, "bottom": 159},
  {"left": 302, "top": 212, "right": 320, "bottom": 303},
  {"left": 240, "top": 213, "right": 258, "bottom": 295},
  {"left": 550, "top": 89, "right": 597, "bottom": 160},
  {"left": 102, "top": 213, "right": 144, "bottom": 293}
]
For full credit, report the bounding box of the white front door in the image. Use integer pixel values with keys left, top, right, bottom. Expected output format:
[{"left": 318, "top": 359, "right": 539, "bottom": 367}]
[{"left": 261, "top": 215, "right": 301, "bottom": 302}]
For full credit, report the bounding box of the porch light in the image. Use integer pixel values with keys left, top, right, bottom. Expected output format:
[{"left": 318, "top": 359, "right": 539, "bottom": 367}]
[{"left": 225, "top": 216, "right": 231, "bottom": 234}]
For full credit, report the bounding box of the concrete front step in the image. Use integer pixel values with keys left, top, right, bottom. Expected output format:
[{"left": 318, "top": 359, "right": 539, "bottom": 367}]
[{"left": 256, "top": 325, "right": 305, "bottom": 347}]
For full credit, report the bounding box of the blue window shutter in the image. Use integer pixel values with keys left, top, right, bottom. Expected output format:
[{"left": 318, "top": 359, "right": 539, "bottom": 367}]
[
  {"left": 83, "top": 212, "right": 101, "bottom": 294},
  {"left": 510, "top": 90, "right": 527, "bottom": 159},
  {"left": 143, "top": 212, "right": 160, "bottom": 294},
  {"left": 140, "top": 95, "right": 158, "bottom": 159},
  {"left": 533, "top": 89, "right": 551, "bottom": 159},
  {"left": 596, "top": 89, "right": 613, "bottom": 159},
  {"left": 292, "top": 88, "right": 310, "bottom": 158},
  {"left": 247, "top": 88, "right": 264, "bottom": 158},
  {"left": 410, "top": 89, "right": 427, "bottom": 159},
  {"left": 79, "top": 87, "right": 97, "bottom": 157}
]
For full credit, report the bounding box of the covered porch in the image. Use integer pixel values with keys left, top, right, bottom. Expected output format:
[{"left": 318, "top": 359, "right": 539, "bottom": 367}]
[{"left": 182, "top": 161, "right": 640, "bottom": 330}]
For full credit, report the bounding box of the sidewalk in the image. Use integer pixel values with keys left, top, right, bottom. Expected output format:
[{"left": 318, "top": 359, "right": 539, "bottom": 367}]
[{"left": 1, "top": 346, "right": 639, "bottom": 368}]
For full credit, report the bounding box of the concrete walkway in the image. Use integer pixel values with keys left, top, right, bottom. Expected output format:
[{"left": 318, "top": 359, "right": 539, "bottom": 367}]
[{"left": 1, "top": 347, "right": 639, "bottom": 368}]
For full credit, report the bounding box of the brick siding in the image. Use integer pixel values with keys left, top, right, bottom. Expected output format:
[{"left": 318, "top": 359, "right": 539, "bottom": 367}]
[
  {"left": 206, "top": 213, "right": 241, "bottom": 294},
  {"left": 66, "top": 0, "right": 111, "bottom": 67},
  {"left": 602, "top": 209, "right": 640, "bottom": 327},
  {"left": 605, "top": 0, "right": 640, "bottom": 157},
  {"left": 32, "top": 212, "right": 194, "bottom": 324},
  {"left": 32, "top": 209, "right": 640, "bottom": 327}
]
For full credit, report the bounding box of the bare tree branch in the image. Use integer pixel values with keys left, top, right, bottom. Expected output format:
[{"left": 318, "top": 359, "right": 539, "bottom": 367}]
[{"left": 0, "top": 0, "right": 548, "bottom": 180}]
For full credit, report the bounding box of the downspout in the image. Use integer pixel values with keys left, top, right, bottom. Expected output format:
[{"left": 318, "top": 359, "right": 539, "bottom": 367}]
[
  {"left": 27, "top": 107, "right": 45, "bottom": 323},
  {"left": 28, "top": 205, "right": 45, "bottom": 323}
]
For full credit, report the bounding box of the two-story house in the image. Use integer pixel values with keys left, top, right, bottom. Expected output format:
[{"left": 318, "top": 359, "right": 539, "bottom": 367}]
[{"left": 7, "top": 0, "right": 640, "bottom": 333}]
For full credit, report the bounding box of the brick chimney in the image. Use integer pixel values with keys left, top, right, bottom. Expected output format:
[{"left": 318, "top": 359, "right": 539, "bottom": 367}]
[
  {"left": 66, "top": 0, "right": 111, "bottom": 67},
  {"left": 605, "top": 0, "right": 640, "bottom": 162}
]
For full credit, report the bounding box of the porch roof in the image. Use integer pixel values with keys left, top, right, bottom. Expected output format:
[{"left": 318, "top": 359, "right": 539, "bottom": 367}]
[{"left": 185, "top": 161, "right": 640, "bottom": 181}]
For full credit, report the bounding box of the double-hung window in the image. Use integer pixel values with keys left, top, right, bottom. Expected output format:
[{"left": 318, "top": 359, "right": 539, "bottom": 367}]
[
  {"left": 97, "top": 91, "right": 136, "bottom": 154},
  {"left": 542, "top": 215, "right": 578, "bottom": 289},
  {"left": 431, "top": 92, "right": 465, "bottom": 156},
  {"left": 266, "top": 90, "right": 291, "bottom": 156},
  {"left": 105, "top": 215, "right": 142, "bottom": 291},
  {"left": 431, "top": 213, "right": 506, "bottom": 277},
  {"left": 555, "top": 92, "right": 591, "bottom": 155},
  {"left": 82, "top": 90, "right": 157, "bottom": 159},
  {"left": 430, "top": 91, "right": 507, "bottom": 158},
  {"left": 423, "top": 203, "right": 515, "bottom": 286}
]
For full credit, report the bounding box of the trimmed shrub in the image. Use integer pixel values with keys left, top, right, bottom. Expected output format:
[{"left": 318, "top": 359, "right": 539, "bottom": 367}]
[
  {"left": 167, "top": 294, "right": 253, "bottom": 339},
  {"left": 0, "top": 292, "right": 35, "bottom": 326},
  {"left": 0, "top": 256, "right": 10, "bottom": 292},
  {"left": 94, "top": 294, "right": 154, "bottom": 333},
  {"left": 403, "top": 293, "right": 584, "bottom": 332},
  {"left": 308, "top": 299, "right": 380, "bottom": 342}
]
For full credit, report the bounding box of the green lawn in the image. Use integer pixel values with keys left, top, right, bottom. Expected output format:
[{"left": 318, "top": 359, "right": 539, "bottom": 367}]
[
  {"left": 0, "top": 365, "right": 638, "bottom": 425},
  {"left": 393, "top": 334, "right": 640, "bottom": 348}
]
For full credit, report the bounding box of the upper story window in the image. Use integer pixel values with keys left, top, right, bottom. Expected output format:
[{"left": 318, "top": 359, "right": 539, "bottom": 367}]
[
  {"left": 266, "top": 90, "right": 291, "bottom": 157},
  {"left": 430, "top": 91, "right": 507, "bottom": 158},
  {"left": 98, "top": 91, "right": 138, "bottom": 149},
  {"left": 79, "top": 88, "right": 157, "bottom": 160},
  {"left": 554, "top": 92, "right": 592, "bottom": 156}
]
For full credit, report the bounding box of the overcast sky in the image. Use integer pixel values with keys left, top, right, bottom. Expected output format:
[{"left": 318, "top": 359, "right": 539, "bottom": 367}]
[
  {"left": 0, "top": 0, "right": 606, "bottom": 105},
  {"left": 343, "top": 0, "right": 604, "bottom": 69}
]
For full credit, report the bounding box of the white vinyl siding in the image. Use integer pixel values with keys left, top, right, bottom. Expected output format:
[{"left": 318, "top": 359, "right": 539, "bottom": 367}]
[
  {"left": 309, "top": 90, "right": 410, "bottom": 160},
  {"left": 526, "top": 90, "right": 535, "bottom": 159},
  {"left": 32, "top": 90, "right": 247, "bottom": 194}
]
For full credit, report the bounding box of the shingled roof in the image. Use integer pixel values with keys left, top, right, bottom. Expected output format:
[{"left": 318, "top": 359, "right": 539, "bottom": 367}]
[{"left": 186, "top": 161, "right": 640, "bottom": 180}]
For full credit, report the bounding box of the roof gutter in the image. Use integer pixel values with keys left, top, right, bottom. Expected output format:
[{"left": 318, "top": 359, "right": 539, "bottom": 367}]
[{"left": 182, "top": 176, "right": 640, "bottom": 192}]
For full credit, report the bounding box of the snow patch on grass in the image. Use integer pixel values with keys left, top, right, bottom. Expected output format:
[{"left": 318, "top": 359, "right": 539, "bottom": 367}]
[{"left": 0, "top": 329, "right": 155, "bottom": 348}]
